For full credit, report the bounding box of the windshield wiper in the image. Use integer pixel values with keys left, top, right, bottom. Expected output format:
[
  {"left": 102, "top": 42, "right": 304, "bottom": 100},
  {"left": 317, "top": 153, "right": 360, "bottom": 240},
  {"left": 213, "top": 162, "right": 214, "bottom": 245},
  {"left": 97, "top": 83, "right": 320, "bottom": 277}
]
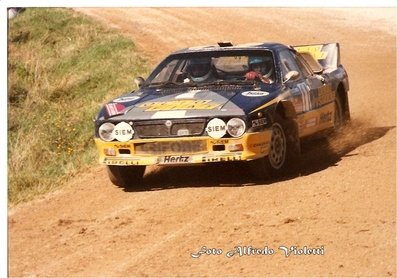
[
  {"left": 204, "top": 79, "right": 253, "bottom": 86},
  {"left": 147, "top": 81, "right": 179, "bottom": 88}
]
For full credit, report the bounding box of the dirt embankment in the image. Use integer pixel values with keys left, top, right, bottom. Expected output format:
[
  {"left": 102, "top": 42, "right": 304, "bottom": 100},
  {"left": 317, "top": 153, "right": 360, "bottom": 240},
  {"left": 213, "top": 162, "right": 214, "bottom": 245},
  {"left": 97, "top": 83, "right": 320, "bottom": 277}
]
[{"left": 8, "top": 8, "right": 396, "bottom": 277}]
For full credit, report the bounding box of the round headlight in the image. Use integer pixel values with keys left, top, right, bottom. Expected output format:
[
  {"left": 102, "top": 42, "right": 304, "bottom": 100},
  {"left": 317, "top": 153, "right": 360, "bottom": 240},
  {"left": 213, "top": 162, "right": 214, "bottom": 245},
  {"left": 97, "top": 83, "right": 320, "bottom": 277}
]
[
  {"left": 99, "top": 122, "right": 115, "bottom": 142},
  {"left": 206, "top": 118, "right": 227, "bottom": 139},
  {"left": 227, "top": 118, "right": 246, "bottom": 138}
]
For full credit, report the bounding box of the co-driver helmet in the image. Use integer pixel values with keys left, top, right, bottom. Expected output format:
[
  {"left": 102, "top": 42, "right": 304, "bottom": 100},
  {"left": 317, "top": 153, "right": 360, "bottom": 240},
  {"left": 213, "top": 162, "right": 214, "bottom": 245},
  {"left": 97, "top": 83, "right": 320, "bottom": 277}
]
[{"left": 248, "top": 56, "right": 273, "bottom": 78}]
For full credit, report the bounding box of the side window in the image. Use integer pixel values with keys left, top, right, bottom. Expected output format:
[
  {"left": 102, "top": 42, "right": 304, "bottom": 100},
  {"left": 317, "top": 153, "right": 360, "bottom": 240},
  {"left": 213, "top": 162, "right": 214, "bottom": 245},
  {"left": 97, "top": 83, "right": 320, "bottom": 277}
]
[
  {"left": 295, "top": 53, "right": 312, "bottom": 77},
  {"left": 279, "top": 50, "right": 304, "bottom": 81}
]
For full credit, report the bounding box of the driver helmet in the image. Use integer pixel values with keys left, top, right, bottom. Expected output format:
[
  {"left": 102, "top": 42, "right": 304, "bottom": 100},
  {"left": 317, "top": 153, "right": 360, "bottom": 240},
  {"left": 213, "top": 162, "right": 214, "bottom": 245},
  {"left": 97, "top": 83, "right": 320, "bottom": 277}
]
[
  {"left": 187, "top": 57, "right": 212, "bottom": 82},
  {"left": 248, "top": 56, "right": 273, "bottom": 78}
]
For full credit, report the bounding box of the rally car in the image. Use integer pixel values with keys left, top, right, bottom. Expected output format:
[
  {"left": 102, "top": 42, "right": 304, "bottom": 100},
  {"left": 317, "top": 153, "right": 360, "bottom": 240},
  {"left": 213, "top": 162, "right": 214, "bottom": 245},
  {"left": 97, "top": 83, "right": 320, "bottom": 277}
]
[{"left": 94, "top": 41, "right": 350, "bottom": 187}]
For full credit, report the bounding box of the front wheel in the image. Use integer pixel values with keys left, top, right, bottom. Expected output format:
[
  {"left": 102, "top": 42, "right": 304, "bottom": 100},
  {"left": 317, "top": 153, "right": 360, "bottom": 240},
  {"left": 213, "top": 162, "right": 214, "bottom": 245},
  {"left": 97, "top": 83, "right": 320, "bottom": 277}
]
[
  {"left": 250, "top": 114, "right": 300, "bottom": 180},
  {"left": 106, "top": 165, "right": 146, "bottom": 188},
  {"left": 268, "top": 122, "right": 287, "bottom": 170}
]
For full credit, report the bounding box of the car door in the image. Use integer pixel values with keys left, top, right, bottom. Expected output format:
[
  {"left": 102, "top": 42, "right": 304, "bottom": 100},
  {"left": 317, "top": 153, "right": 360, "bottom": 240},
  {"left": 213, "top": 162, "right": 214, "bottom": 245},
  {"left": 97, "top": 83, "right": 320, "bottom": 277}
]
[{"left": 278, "top": 49, "right": 334, "bottom": 137}]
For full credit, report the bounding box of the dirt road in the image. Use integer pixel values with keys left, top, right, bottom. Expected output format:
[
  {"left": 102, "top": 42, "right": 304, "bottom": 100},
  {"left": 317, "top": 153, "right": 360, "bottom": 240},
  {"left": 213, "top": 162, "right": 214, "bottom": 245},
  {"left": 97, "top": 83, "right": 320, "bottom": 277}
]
[{"left": 8, "top": 8, "right": 396, "bottom": 277}]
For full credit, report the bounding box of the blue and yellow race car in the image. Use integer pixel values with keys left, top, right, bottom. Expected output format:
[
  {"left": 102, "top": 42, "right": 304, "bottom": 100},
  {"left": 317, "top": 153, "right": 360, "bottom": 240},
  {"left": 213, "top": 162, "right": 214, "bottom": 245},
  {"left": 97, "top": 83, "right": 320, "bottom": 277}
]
[{"left": 94, "top": 41, "right": 350, "bottom": 187}]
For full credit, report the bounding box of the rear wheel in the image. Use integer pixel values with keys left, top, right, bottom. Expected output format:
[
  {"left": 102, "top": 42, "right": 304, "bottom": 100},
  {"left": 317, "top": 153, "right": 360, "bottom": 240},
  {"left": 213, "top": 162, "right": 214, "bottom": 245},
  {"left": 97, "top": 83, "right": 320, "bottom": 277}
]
[
  {"left": 334, "top": 94, "right": 344, "bottom": 130},
  {"left": 250, "top": 114, "right": 300, "bottom": 180},
  {"left": 107, "top": 165, "right": 146, "bottom": 188}
]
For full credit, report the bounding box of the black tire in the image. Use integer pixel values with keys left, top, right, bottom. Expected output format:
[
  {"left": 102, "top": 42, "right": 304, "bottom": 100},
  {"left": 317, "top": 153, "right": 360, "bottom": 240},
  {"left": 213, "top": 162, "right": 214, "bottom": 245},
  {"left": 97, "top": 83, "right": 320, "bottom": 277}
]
[
  {"left": 334, "top": 93, "right": 344, "bottom": 130},
  {"left": 106, "top": 165, "right": 146, "bottom": 188},
  {"left": 250, "top": 114, "right": 300, "bottom": 180}
]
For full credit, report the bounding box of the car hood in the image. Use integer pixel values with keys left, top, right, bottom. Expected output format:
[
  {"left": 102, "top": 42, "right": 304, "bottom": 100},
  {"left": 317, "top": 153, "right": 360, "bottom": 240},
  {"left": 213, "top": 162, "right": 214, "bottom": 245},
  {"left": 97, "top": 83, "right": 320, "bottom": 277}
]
[{"left": 99, "top": 85, "right": 280, "bottom": 121}]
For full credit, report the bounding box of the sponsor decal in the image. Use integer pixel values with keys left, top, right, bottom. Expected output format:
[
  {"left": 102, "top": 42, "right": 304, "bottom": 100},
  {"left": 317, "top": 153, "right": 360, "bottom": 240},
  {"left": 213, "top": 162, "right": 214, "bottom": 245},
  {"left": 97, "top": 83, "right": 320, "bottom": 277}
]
[
  {"left": 151, "top": 110, "right": 187, "bottom": 119},
  {"left": 113, "top": 122, "right": 134, "bottom": 142},
  {"left": 249, "top": 142, "right": 268, "bottom": 148},
  {"left": 249, "top": 142, "right": 269, "bottom": 154},
  {"left": 159, "top": 155, "right": 191, "bottom": 164},
  {"left": 305, "top": 118, "right": 317, "bottom": 128},
  {"left": 206, "top": 118, "right": 227, "bottom": 139},
  {"left": 201, "top": 155, "right": 242, "bottom": 163},
  {"left": 175, "top": 91, "right": 199, "bottom": 99},
  {"left": 114, "top": 144, "right": 132, "bottom": 149},
  {"left": 113, "top": 96, "right": 140, "bottom": 103},
  {"left": 135, "top": 141, "right": 206, "bottom": 155},
  {"left": 105, "top": 103, "right": 125, "bottom": 117},
  {"left": 210, "top": 139, "right": 229, "bottom": 145},
  {"left": 294, "top": 45, "right": 328, "bottom": 60},
  {"left": 313, "top": 86, "right": 334, "bottom": 107},
  {"left": 297, "top": 83, "right": 312, "bottom": 112},
  {"left": 242, "top": 91, "right": 269, "bottom": 97},
  {"left": 103, "top": 158, "right": 140, "bottom": 165},
  {"left": 252, "top": 118, "right": 267, "bottom": 128},
  {"left": 319, "top": 111, "right": 332, "bottom": 124},
  {"left": 139, "top": 99, "right": 220, "bottom": 111}
]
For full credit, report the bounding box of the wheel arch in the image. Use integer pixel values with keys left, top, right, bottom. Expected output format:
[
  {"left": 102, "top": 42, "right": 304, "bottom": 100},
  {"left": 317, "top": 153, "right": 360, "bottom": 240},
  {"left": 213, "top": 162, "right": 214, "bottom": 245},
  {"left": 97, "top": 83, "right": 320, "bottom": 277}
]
[
  {"left": 276, "top": 100, "right": 297, "bottom": 120},
  {"left": 274, "top": 100, "right": 300, "bottom": 150}
]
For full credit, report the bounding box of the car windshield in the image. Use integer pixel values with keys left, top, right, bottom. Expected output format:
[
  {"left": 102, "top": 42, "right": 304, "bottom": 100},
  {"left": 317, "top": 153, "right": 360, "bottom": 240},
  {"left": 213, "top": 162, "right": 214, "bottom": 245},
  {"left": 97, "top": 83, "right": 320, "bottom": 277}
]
[{"left": 144, "top": 50, "right": 276, "bottom": 87}]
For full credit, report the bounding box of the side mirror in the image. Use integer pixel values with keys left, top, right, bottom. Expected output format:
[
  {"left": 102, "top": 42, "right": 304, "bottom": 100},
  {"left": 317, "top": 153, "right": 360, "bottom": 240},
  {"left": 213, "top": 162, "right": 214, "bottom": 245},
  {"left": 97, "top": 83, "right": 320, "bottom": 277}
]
[
  {"left": 283, "top": 71, "right": 299, "bottom": 83},
  {"left": 134, "top": 77, "right": 145, "bottom": 88}
]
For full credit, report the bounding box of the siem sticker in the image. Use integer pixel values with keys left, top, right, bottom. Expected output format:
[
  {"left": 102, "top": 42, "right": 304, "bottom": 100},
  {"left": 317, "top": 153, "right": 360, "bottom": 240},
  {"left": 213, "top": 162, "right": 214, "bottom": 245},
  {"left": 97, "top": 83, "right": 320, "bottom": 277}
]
[
  {"left": 206, "top": 118, "right": 226, "bottom": 139},
  {"left": 113, "top": 122, "right": 134, "bottom": 142}
]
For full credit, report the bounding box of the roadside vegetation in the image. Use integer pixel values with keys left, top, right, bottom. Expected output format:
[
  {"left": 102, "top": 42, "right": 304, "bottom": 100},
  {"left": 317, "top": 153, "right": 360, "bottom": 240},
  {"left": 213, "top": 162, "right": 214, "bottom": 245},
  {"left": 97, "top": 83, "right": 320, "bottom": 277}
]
[{"left": 8, "top": 8, "right": 149, "bottom": 204}]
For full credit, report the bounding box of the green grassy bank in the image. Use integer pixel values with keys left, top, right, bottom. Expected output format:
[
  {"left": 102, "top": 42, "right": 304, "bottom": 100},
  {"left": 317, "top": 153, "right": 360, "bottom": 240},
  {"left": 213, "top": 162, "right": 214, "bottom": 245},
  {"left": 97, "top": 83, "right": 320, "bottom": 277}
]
[{"left": 8, "top": 8, "right": 148, "bottom": 204}]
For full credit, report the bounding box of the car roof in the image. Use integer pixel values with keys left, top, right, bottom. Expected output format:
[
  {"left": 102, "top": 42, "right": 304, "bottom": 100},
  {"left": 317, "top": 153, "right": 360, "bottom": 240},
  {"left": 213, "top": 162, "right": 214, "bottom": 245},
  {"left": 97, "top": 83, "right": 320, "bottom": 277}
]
[{"left": 171, "top": 42, "right": 290, "bottom": 55}]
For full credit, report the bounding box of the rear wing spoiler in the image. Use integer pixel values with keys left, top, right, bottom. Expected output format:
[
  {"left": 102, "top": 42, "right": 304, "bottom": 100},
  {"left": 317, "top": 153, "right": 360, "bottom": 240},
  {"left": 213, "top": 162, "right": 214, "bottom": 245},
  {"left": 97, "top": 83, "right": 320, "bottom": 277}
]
[{"left": 293, "top": 43, "right": 340, "bottom": 73}]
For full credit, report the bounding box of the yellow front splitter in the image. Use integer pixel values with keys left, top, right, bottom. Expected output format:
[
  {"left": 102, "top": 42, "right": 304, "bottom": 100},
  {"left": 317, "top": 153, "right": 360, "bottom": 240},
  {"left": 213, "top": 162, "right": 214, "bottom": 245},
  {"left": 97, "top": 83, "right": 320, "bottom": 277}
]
[{"left": 95, "top": 130, "right": 272, "bottom": 166}]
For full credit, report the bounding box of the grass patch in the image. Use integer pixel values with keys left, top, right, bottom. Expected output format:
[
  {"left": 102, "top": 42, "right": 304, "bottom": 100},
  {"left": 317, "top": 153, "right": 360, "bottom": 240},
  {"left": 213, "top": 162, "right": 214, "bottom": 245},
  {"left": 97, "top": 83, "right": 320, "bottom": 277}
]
[{"left": 8, "top": 8, "right": 149, "bottom": 204}]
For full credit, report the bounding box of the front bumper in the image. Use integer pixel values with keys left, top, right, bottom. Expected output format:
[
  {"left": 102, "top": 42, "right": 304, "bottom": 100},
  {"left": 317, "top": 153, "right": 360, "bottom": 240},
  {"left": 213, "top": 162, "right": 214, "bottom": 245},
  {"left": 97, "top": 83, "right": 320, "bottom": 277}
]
[{"left": 95, "top": 130, "right": 272, "bottom": 166}]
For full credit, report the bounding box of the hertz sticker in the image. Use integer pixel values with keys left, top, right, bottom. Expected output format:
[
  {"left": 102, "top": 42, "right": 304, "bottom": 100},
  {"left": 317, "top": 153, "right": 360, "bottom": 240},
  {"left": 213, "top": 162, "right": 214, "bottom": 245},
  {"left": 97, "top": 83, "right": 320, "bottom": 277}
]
[
  {"left": 295, "top": 45, "right": 328, "bottom": 60},
  {"left": 139, "top": 99, "right": 220, "bottom": 111}
]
